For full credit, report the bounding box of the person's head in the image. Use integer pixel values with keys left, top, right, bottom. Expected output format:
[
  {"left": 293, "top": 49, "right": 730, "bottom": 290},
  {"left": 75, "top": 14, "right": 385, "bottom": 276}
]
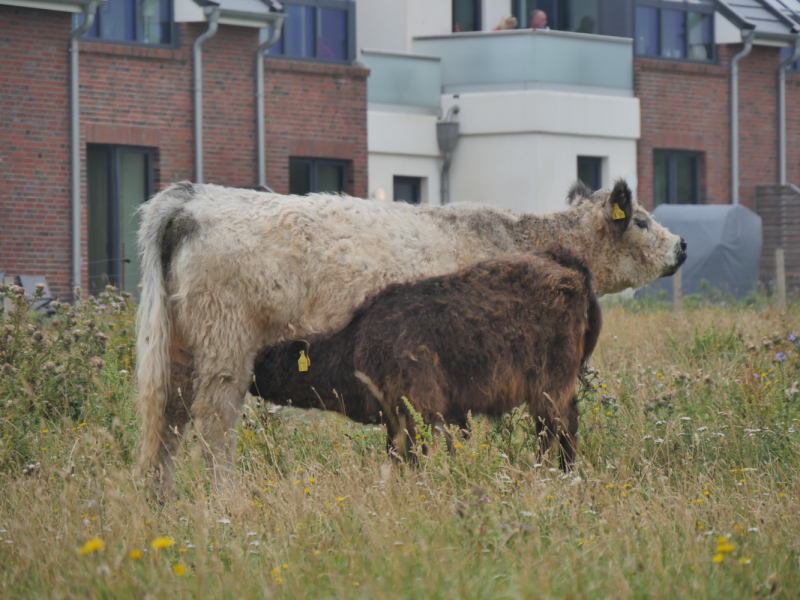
[
  {"left": 530, "top": 9, "right": 547, "bottom": 29},
  {"left": 495, "top": 14, "right": 518, "bottom": 30}
]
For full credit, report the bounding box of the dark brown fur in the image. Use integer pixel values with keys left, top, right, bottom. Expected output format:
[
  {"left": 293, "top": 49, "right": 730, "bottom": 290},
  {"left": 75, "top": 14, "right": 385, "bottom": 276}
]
[{"left": 251, "top": 246, "right": 601, "bottom": 470}]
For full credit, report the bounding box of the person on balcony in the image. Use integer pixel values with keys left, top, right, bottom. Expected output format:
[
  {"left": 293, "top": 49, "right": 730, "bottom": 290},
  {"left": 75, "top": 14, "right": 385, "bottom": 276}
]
[
  {"left": 530, "top": 9, "right": 548, "bottom": 30},
  {"left": 493, "top": 15, "right": 518, "bottom": 30}
]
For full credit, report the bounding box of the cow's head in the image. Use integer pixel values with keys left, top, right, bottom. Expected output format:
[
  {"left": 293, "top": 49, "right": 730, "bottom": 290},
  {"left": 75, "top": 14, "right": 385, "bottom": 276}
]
[{"left": 567, "top": 180, "right": 687, "bottom": 295}]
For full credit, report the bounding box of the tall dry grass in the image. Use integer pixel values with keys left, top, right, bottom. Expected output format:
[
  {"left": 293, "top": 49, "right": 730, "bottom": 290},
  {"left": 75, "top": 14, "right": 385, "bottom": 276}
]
[{"left": 1, "top": 285, "right": 799, "bottom": 599}]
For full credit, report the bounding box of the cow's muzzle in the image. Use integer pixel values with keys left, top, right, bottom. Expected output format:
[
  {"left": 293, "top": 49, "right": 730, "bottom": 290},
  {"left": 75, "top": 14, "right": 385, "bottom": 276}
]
[{"left": 662, "top": 238, "right": 687, "bottom": 277}]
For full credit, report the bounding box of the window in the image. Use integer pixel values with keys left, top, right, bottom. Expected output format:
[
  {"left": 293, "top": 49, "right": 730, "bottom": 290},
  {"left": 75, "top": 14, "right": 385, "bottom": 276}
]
[
  {"left": 76, "top": 0, "right": 173, "bottom": 46},
  {"left": 393, "top": 176, "right": 422, "bottom": 205},
  {"left": 512, "top": 0, "right": 598, "bottom": 34},
  {"left": 453, "top": 0, "right": 482, "bottom": 32},
  {"left": 635, "top": 1, "right": 713, "bottom": 62},
  {"left": 289, "top": 158, "right": 348, "bottom": 195},
  {"left": 781, "top": 47, "right": 800, "bottom": 72},
  {"left": 653, "top": 150, "right": 700, "bottom": 206},
  {"left": 87, "top": 145, "right": 153, "bottom": 296},
  {"left": 577, "top": 156, "right": 602, "bottom": 192},
  {"left": 267, "top": 0, "right": 355, "bottom": 63}
]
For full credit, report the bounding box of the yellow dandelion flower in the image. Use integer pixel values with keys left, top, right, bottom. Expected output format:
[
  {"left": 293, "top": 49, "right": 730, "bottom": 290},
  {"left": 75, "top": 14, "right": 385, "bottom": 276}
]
[
  {"left": 313, "top": 550, "right": 320, "bottom": 555},
  {"left": 179, "top": 548, "right": 187, "bottom": 553},
  {"left": 276, "top": 577, "right": 283, "bottom": 585},
  {"left": 129, "top": 549, "right": 142, "bottom": 560},
  {"left": 606, "top": 412, "right": 611, "bottom": 416},
  {"left": 738, "top": 557, "right": 751, "bottom": 565},
  {"left": 605, "top": 484, "right": 614, "bottom": 489},
  {"left": 173, "top": 564, "right": 185, "bottom": 575},
  {"left": 283, "top": 563, "right": 288, "bottom": 570},
  {"left": 335, "top": 497, "right": 345, "bottom": 502},
  {"left": 151, "top": 536, "right": 174, "bottom": 550},
  {"left": 454, "top": 444, "right": 462, "bottom": 449},
  {"left": 353, "top": 581, "right": 360, "bottom": 587},
  {"left": 304, "top": 488, "right": 310, "bottom": 494},
  {"left": 309, "top": 478, "right": 315, "bottom": 483},
  {"left": 712, "top": 554, "right": 724, "bottom": 563},
  {"left": 717, "top": 542, "right": 735, "bottom": 553},
  {"left": 272, "top": 567, "right": 279, "bottom": 576},
  {"left": 293, "top": 480, "right": 300, "bottom": 485},
  {"left": 79, "top": 538, "right": 105, "bottom": 556}
]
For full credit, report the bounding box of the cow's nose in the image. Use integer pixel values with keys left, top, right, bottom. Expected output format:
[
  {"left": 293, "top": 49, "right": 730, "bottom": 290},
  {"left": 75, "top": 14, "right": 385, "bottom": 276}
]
[{"left": 680, "top": 238, "right": 687, "bottom": 252}]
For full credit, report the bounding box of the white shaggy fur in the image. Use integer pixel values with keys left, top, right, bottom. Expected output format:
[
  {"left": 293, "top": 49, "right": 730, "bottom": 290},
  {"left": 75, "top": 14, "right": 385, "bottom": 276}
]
[{"left": 136, "top": 182, "right": 683, "bottom": 495}]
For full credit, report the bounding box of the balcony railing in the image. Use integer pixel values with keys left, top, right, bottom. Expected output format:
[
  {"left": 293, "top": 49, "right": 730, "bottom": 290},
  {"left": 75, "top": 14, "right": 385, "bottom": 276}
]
[
  {"left": 412, "top": 29, "right": 633, "bottom": 96},
  {"left": 361, "top": 49, "right": 442, "bottom": 114}
]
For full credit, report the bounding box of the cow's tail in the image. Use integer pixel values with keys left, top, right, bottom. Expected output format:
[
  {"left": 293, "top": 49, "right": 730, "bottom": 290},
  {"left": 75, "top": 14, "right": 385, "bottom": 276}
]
[{"left": 135, "top": 182, "right": 197, "bottom": 472}]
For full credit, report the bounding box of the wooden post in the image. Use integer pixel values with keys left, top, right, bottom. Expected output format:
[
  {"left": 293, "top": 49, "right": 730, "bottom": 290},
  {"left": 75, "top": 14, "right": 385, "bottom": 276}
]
[
  {"left": 673, "top": 270, "right": 682, "bottom": 313},
  {"left": 776, "top": 247, "right": 786, "bottom": 312}
]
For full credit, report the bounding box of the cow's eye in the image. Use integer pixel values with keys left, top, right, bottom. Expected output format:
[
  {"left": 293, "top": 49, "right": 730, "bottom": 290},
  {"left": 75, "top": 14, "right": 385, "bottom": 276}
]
[{"left": 634, "top": 219, "right": 648, "bottom": 230}]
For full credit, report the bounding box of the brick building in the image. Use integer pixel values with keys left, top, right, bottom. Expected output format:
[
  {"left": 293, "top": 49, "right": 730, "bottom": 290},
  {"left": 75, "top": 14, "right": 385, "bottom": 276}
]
[
  {"left": 632, "top": 0, "right": 800, "bottom": 212},
  {"left": 1, "top": 0, "right": 366, "bottom": 300}
]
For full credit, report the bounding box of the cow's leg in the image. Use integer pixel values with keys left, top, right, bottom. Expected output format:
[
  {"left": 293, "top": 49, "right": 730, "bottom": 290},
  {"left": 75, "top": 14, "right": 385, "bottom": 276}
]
[
  {"left": 533, "top": 413, "right": 557, "bottom": 466},
  {"left": 557, "top": 394, "right": 579, "bottom": 472},
  {"left": 432, "top": 417, "right": 455, "bottom": 457},
  {"left": 190, "top": 365, "right": 252, "bottom": 495},
  {"left": 148, "top": 332, "right": 195, "bottom": 499}
]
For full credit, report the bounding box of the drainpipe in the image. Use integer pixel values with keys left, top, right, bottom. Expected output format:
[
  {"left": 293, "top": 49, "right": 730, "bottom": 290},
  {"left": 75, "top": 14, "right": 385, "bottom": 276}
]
[
  {"left": 437, "top": 105, "right": 460, "bottom": 205},
  {"left": 70, "top": 0, "right": 99, "bottom": 295},
  {"left": 779, "top": 37, "right": 800, "bottom": 185},
  {"left": 731, "top": 30, "right": 754, "bottom": 205},
  {"left": 194, "top": 8, "right": 220, "bottom": 184},
  {"left": 256, "top": 14, "right": 287, "bottom": 190}
]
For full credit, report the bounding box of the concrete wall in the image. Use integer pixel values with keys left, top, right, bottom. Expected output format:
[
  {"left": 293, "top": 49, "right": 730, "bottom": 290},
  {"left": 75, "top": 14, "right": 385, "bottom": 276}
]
[
  {"left": 439, "top": 90, "right": 640, "bottom": 213},
  {"left": 367, "top": 110, "right": 441, "bottom": 204}
]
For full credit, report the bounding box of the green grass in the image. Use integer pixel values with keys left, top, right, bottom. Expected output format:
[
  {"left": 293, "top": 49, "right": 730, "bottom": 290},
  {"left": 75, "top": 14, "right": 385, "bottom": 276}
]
[{"left": 2, "top": 284, "right": 800, "bottom": 599}]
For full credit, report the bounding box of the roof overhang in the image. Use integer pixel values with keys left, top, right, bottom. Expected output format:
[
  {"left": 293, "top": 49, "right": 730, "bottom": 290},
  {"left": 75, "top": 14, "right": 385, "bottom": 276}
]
[
  {"left": 0, "top": 0, "right": 103, "bottom": 13},
  {"left": 176, "top": 0, "right": 283, "bottom": 28},
  {"left": 715, "top": 0, "right": 800, "bottom": 42}
]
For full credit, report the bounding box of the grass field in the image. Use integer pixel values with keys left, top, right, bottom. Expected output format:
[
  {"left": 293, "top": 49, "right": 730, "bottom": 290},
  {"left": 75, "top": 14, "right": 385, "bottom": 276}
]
[{"left": 1, "top": 285, "right": 799, "bottom": 599}]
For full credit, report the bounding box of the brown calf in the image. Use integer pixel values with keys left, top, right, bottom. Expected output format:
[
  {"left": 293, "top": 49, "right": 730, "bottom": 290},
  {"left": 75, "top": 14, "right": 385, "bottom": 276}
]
[{"left": 250, "top": 246, "right": 601, "bottom": 470}]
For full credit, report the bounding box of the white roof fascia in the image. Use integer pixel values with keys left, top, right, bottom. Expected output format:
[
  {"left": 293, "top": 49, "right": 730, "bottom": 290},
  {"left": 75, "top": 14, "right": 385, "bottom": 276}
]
[{"left": 0, "top": 0, "right": 102, "bottom": 12}]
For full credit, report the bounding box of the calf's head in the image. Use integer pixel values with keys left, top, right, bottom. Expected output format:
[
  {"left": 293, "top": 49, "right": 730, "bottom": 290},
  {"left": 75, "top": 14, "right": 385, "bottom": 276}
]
[
  {"left": 567, "top": 180, "right": 687, "bottom": 295},
  {"left": 250, "top": 340, "right": 310, "bottom": 399}
]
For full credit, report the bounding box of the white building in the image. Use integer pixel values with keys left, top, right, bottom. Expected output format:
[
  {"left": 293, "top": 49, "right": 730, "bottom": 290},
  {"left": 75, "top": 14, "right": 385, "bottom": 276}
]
[{"left": 356, "top": 0, "right": 640, "bottom": 212}]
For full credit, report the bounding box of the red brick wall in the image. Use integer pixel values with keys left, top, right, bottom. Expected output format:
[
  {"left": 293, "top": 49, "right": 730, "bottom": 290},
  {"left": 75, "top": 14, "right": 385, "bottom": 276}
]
[
  {"left": 786, "top": 70, "right": 800, "bottom": 186},
  {"left": 0, "top": 7, "right": 73, "bottom": 300},
  {"left": 263, "top": 59, "right": 368, "bottom": 196},
  {"left": 0, "top": 5, "right": 367, "bottom": 301},
  {"left": 635, "top": 45, "right": 784, "bottom": 211}
]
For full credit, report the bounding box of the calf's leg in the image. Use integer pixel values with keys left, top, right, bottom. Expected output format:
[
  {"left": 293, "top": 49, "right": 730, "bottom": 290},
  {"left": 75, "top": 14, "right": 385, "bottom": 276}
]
[{"left": 557, "top": 394, "right": 580, "bottom": 472}]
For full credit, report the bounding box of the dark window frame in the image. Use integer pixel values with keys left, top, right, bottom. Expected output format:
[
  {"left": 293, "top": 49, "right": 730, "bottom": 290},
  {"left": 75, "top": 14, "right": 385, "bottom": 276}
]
[
  {"left": 452, "top": 0, "right": 482, "bottom": 33},
  {"left": 266, "top": 0, "right": 356, "bottom": 64},
  {"left": 75, "top": 0, "right": 177, "bottom": 49},
  {"left": 393, "top": 176, "right": 422, "bottom": 205},
  {"left": 289, "top": 157, "right": 349, "bottom": 195},
  {"left": 577, "top": 156, "right": 603, "bottom": 192},
  {"left": 634, "top": 0, "right": 716, "bottom": 64},
  {"left": 87, "top": 144, "right": 154, "bottom": 294},
  {"left": 653, "top": 149, "right": 701, "bottom": 206}
]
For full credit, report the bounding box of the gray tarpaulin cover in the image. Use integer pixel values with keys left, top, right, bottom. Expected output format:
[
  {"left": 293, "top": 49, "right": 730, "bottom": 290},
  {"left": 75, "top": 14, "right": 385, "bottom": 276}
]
[{"left": 638, "top": 204, "right": 762, "bottom": 299}]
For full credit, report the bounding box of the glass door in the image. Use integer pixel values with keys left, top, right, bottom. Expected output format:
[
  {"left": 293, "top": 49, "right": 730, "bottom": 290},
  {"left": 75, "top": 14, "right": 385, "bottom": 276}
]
[{"left": 87, "top": 145, "right": 152, "bottom": 296}]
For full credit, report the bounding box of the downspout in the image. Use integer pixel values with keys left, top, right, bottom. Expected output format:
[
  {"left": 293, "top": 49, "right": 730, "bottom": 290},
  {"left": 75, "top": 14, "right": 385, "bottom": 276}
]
[
  {"left": 779, "top": 37, "right": 800, "bottom": 184},
  {"left": 731, "top": 30, "right": 754, "bottom": 205},
  {"left": 438, "top": 105, "right": 460, "bottom": 205},
  {"left": 256, "top": 14, "right": 287, "bottom": 190},
  {"left": 193, "top": 8, "right": 220, "bottom": 184},
  {"left": 70, "top": 0, "right": 99, "bottom": 295}
]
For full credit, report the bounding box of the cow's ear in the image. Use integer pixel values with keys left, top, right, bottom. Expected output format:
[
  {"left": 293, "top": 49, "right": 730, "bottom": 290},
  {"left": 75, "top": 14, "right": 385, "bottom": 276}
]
[{"left": 606, "top": 179, "right": 632, "bottom": 234}]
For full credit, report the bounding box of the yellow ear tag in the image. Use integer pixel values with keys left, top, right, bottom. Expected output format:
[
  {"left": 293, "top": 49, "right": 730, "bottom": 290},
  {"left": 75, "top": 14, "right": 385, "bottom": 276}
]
[
  {"left": 298, "top": 350, "right": 309, "bottom": 372},
  {"left": 612, "top": 203, "right": 626, "bottom": 221}
]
